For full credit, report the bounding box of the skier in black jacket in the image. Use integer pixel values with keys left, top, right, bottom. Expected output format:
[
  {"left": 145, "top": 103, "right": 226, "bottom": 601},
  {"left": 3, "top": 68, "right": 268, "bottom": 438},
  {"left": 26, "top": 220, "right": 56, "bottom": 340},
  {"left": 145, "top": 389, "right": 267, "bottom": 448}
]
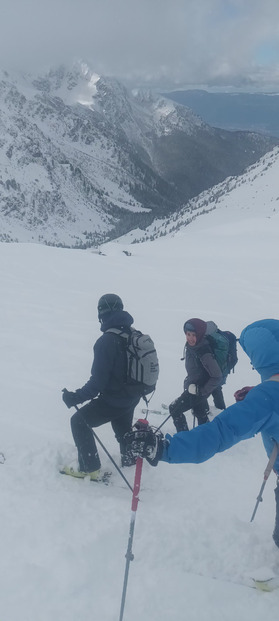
[{"left": 61, "top": 294, "right": 142, "bottom": 480}]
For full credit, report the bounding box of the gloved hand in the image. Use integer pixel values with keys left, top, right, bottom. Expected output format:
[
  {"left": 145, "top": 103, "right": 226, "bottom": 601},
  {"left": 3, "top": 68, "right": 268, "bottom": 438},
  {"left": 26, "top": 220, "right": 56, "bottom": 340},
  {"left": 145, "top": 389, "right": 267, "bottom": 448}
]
[
  {"left": 62, "top": 388, "right": 80, "bottom": 409},
  {"left": 188, "top": 384, "right": 197, "bottom": 395},
  {"left": 169, "top": 392, "right": 187, "bottom": 417},
  {"left": 234, "top": 386, "right": 254, "bottom": 402},
  {"left": 123, "top": 424, "right": 165, "bottom": 467}
]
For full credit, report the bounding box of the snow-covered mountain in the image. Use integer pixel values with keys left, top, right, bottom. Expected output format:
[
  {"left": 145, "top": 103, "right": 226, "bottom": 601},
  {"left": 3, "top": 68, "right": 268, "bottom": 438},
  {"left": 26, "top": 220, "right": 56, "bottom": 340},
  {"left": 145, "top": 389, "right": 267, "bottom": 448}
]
[
  {"left": 0, "top": 62, "right": 277, "bottom": 247},
  {"left": 117, "top": 146, "right": 279, "bottom": 243}
]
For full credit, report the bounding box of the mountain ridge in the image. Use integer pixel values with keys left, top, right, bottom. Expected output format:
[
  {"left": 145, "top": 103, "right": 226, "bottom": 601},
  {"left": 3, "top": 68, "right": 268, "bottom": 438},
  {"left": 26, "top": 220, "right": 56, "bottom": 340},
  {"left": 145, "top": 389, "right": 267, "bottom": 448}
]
[{"left": 0, "top": 62, "right": 278, "bottom": 247}]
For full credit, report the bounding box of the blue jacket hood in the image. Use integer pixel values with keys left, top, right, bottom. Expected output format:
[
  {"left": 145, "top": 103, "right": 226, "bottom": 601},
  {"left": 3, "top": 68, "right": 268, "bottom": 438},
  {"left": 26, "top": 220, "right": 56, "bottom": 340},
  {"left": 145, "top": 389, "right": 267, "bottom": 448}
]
[{"left": 239, "top": 319, "right": 279, "bottom": 381}]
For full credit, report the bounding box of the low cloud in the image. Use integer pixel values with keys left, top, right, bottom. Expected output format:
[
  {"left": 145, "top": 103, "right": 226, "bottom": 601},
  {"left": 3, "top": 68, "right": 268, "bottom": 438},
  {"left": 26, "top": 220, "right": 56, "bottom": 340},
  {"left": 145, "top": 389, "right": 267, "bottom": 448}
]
[{"left": 1, "top": 0, "right": 279, "bottom": 89}]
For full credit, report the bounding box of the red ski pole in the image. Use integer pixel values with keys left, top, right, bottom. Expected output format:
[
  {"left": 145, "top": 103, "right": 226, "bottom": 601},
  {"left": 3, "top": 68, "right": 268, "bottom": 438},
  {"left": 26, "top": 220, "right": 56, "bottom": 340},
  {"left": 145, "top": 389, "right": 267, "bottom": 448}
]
[{"left": 118, "top": 420, "right": 147, "bottom": 621}]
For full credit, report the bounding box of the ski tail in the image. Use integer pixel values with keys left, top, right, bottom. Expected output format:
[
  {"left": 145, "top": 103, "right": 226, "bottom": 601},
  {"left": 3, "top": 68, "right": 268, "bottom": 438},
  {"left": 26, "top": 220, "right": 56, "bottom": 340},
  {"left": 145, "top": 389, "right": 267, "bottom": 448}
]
[{"left": 141, "top": 408, "right": 163, "bottom": 416}]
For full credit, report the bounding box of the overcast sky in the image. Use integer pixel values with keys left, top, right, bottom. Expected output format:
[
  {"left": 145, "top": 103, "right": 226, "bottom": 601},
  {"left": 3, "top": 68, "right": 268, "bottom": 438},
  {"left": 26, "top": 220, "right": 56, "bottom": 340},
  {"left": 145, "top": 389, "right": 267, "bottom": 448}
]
[{"left": 1, "top": 0, "right": 279, "bottom": 90}]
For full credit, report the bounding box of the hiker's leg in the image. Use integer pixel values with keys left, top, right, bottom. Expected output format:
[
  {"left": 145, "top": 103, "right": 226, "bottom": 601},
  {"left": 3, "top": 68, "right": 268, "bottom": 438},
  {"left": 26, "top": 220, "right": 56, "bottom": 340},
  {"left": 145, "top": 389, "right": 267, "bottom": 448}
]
[
  {"left": 173, "top": 413, "right": 189, "bottom": 432},
  {"left": 212, "top": 386, "right": 226, "bottom": 410},
  {"left": 111, "top": 407, "right": 135, "bottom": 466},
  {"left": 70, "top": 399, "right": 111, "bottom": 472},
  {"left": 192, "top": 396, "right": 210, "bottom": 426},
  {"left": 170, "top": 392, "right": 191, "bottom": 432}
]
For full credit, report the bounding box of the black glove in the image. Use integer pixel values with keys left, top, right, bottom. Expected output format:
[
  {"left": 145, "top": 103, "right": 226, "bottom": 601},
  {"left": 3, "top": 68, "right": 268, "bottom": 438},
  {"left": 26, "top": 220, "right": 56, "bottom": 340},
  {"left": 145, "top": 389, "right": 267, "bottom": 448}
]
[
  {"left": 123, "top": 424, "right": 165, "bottom": 467},
  {"left": 169, "top": 392, "right": 188, "bottom": 417},
  {"left": 62, "top": 388, "right": 80, "bottom": 409}
]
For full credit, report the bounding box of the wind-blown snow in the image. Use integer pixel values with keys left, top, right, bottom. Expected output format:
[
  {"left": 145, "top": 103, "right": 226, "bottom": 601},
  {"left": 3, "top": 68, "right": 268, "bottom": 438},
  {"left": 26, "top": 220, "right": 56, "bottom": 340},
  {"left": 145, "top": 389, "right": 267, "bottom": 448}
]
[{"left": 1, "top": 185, "right": 279, "bottom": 620}]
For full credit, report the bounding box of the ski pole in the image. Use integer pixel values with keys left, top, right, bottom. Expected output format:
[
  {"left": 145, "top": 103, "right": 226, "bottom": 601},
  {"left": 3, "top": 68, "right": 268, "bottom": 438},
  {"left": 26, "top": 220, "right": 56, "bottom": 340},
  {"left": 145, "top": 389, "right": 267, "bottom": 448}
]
[
  {"left": 118, "top": 454, "right": 143, "bottom": 621},
  {"left": 250, "top": 442, "right": 279, "bottom": 522},
  {"left": 154, "top": 402, "right": 173, "bottom": 431},
  {"left": 74, "top": 405, "right": 133, "bottom": 493},
  {"left": 156, "top": 412, "right": 172, "bottom": 431}
]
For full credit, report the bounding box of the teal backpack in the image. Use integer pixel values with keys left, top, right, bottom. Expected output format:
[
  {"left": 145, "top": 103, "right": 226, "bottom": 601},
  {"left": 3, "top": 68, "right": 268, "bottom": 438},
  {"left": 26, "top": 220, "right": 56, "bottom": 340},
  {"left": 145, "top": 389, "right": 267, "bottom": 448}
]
[{"left": 207, "top": 330, "right": 238, "bottom": 376}]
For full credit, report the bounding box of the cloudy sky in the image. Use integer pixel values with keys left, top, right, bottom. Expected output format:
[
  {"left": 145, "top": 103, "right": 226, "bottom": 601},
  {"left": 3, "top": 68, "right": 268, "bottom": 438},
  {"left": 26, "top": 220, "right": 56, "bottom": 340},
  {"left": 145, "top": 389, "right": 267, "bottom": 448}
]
[{"left": 1, "top": 0, "right": 279, "bottom": 90}]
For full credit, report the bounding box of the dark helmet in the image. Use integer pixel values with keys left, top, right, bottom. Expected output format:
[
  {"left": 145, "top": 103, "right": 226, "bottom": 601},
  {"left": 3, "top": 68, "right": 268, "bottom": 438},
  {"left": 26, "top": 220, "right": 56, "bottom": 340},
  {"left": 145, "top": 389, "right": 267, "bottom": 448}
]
[{"left": 97, "top": 293, "right": 124, "bottom": 319}]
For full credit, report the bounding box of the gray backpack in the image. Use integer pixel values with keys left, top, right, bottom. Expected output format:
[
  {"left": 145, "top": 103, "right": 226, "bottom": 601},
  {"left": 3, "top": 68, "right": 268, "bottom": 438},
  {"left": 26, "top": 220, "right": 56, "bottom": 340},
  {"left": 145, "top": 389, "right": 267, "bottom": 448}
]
[{"left": 106, "top": 328, "right": 159, "bottom": 397}]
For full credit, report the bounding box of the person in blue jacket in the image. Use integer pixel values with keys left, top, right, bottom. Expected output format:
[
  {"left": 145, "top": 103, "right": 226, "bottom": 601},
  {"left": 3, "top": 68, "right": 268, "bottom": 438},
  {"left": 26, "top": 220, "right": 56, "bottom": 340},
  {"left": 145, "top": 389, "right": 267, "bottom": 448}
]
[
  {"left": 123, "top": 319, "right": 279, "bottom": 548},
  {"left": 61, "top": 294, "right": 143, "bottom": 480}
]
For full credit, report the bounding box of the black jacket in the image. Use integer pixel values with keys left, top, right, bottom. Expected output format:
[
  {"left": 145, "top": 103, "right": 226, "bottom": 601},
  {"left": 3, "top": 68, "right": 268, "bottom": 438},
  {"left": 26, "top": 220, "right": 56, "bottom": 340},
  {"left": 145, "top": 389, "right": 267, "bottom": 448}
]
[{"left": 75, "top": 310, "right": 142, "bottom": 408}]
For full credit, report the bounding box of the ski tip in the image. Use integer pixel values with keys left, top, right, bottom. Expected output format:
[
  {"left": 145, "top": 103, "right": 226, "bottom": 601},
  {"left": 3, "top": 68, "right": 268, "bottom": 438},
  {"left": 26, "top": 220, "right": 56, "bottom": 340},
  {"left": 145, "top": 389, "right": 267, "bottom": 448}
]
[{"left": 252, "top": 577, "right": 279, "bottom": 592}]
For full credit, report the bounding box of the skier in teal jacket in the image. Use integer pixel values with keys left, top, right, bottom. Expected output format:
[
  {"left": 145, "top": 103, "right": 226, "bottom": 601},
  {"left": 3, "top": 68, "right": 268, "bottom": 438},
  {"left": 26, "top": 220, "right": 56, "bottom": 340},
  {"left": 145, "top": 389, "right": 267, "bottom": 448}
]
[{"left": 123, "top": 319, "right": 279, "bottom": 548}]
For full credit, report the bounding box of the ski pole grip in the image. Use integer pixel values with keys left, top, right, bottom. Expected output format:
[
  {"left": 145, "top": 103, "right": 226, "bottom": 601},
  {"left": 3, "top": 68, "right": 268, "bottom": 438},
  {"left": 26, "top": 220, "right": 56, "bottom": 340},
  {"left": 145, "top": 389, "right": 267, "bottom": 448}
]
[{"left": 134, "top": 418, "right": 150, "bottom": 430}]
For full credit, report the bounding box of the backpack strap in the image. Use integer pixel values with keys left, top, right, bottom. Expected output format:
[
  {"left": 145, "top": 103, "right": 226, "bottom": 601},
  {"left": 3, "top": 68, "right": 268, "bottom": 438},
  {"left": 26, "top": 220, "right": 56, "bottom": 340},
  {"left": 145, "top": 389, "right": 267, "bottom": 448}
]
[
  {"left": 105, "top": 327, "right": 130, "bottom": 339},
  {"left": 104, "top": 328, "right": 131, "bottom": 357}
]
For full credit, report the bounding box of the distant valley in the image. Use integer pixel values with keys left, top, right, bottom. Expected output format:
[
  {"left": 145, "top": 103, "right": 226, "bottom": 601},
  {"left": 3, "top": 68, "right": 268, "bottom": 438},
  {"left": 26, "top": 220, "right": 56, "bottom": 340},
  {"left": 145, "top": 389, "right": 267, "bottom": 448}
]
[{"left": 162, "top": 90, "right": 279, "bottom": 137}]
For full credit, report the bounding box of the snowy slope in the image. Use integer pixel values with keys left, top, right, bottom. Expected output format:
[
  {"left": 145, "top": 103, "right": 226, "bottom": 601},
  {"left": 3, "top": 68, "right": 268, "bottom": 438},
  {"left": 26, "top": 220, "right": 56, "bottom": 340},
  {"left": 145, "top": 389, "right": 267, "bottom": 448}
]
[
  {"left": 1, "top": 171, "right": 279, "bottom": 620},
  {"left": 117, "top": 145, "right": 279, "bottom": 243}
]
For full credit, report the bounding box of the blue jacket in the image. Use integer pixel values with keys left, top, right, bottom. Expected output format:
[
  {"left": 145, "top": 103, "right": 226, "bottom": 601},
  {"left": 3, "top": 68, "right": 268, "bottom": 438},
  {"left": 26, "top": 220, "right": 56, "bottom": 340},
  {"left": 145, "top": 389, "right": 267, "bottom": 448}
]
[{"left": 162, "top": 319, "right": 279, "bottom": 473}]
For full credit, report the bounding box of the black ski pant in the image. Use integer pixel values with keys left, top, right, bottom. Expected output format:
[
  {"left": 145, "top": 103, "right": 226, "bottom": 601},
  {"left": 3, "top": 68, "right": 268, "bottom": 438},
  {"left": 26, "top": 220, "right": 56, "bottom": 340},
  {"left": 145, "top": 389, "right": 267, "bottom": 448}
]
[
  {"left": 211, "top": 386, "right": 226, "bottom": 410},
  {"left": 70, "top": 397, "right": 137, "bottom": 472},
  {"left": 171, "top": 391, "right": 209, "bottom": 432}
]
